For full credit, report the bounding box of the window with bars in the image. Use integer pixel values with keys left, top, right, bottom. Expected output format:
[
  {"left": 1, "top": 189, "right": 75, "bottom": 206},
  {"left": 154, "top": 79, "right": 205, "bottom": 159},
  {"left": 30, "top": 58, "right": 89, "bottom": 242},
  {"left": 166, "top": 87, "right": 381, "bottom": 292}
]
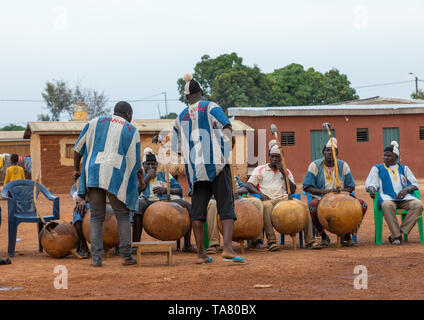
[
  {"left": 281, "top": 131, "right": 295, "bottom": 146},
  {"left": 420, "top": 127, "right": 424, "bottom": 140},
  {"left": 356, "top": 128, "right": 369, "bottom": 142}
]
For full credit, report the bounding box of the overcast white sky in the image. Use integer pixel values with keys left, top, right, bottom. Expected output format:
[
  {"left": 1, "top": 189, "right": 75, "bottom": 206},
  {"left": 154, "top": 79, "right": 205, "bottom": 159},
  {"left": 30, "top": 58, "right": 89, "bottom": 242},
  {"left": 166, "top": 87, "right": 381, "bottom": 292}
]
[{"left": 0, "top": 0, "right": 423, "bottom": 126}]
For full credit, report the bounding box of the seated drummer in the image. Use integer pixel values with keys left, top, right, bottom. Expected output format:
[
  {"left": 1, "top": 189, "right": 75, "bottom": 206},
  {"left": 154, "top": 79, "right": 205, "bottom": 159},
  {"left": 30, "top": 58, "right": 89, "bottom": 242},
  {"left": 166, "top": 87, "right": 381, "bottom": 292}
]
[
  {"left": 205, "top": 175, "right": 264, "bottom": 254},
  {"left": 132, "top": 149, "right": 195, "bottom": 252},
  {"left": 365, "top": 141, "right": 422, "bottom": 245},
  {"left": 302, "top": 138, "right": 367, "bottom": 247},
  {"left": 246, "top": 140, "right": 321, "bottom": 251}
]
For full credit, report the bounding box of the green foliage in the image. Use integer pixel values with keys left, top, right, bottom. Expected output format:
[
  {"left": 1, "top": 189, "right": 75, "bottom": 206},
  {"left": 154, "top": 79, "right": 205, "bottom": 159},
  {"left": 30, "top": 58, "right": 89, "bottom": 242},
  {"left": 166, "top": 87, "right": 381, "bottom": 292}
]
[
  {"left": 267, "top": 63, "right": 358, "bottom": 106},
  {"left": 411, "top": 89, "right": 424, "bottom": 100},
  {"left": 73, "top": 84, "right": 111, "bottom": 120},
  {"left": 178, "top": 55, "right": 358, "bottom": 109},
  {"left": 39, "top": 80, "right": 111, "bottom": 121},
  {"left": 177, "top": 53, "right": 271, "bottom": 111},
  {"left": 40, "top": 80, "right": 73, "bottom": 121},
  {"left": 0, "top": 124, "right": 26, "bottom": 131},
  {"left": 160, "top": 112, "right": 178, "bottom": 119}
]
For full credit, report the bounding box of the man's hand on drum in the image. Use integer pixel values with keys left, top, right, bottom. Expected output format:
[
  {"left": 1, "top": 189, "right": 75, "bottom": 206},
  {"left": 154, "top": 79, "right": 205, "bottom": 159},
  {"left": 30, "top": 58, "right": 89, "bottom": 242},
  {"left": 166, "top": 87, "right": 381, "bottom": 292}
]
[
  {"left": 75, "top": 200, "right": 87, "bottom": 215},
  {"left": 153, "top": 186, "right": 167, "bottom": 195},
  {"left": 259, "top": 192, "right": 270, "bottom": 201}
]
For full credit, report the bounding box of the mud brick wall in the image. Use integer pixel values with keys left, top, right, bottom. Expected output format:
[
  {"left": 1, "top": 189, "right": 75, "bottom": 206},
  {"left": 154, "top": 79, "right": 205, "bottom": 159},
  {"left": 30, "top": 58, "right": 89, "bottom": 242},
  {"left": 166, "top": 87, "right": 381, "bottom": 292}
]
[{"left": 40, "top": 134, "right": 78, "bottom": 194}]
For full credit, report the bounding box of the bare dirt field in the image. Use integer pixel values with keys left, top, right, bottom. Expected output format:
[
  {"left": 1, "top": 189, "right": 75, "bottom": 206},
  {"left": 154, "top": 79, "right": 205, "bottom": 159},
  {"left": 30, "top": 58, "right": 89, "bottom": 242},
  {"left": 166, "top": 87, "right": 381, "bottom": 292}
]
[{"left": 1, "top": 182, "right": 424, "bottom": 300}]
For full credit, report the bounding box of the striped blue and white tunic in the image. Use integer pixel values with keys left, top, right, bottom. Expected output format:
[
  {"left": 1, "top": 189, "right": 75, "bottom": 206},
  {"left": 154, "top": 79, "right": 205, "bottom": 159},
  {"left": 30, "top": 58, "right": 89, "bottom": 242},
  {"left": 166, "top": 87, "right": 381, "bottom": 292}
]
[
  {"left": 74, "top": 115, "right": 141, "bottom": 211},
  {"left": 171, "top": 100, "right": 231, "bottom": 190},
  {"left": 365, "top": 163, "right": 419, "bottom": 208}
]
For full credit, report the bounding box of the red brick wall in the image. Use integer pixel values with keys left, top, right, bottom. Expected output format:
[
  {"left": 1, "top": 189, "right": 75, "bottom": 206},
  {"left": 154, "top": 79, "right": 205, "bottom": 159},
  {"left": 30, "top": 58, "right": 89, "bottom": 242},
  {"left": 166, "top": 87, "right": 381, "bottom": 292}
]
[
  {"left": 40, "top": 135, "right": 78, "bottom": 194},
  {"left": 235, "top": 114, "right": 424, "bottom": 183}
]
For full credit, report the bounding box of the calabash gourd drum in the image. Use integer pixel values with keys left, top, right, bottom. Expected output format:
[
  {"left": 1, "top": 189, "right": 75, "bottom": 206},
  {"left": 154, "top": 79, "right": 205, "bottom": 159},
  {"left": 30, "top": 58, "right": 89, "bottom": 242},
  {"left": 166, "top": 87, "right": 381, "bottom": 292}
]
[
  {"left": 143, "top": 201, "right": 190, "bottom": 241},
  {"left": 317, "top": 192, "right": 362, "bottom": 235},
  {"left": 82, "top": 210, "right": 120, "bottom": 251},
  {"left": 39, "top": 220, "right": 79, "bottom": 258},
  {"left": 218, "top": 199, "right": 263, "bottom": 241},
  {"left": 271, "top": 199, "right": 308, "bottom": 236}
]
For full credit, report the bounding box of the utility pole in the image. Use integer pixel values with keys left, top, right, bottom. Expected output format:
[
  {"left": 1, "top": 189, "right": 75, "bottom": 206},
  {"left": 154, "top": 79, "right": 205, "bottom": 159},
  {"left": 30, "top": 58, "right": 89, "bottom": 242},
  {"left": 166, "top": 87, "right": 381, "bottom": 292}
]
[
  {"left": 157, "top": 103, "right": 161, "bottom": 118},
  {"left": 409, "top": 72, "right": 419, "bottom": 96},
  {"left": 162, "top": 92, "right": 168, "bottom": 117}
]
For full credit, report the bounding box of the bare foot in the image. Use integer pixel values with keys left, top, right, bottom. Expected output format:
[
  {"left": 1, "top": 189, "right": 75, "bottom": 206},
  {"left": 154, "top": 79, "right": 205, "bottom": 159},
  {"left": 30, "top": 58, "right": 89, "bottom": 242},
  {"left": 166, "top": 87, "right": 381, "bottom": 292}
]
[
  {"left": 195, "top": 253, "right": 211, "bottom": 264},
  {"left": 221, "top": 248, "right": 237, "bottom": 259}
]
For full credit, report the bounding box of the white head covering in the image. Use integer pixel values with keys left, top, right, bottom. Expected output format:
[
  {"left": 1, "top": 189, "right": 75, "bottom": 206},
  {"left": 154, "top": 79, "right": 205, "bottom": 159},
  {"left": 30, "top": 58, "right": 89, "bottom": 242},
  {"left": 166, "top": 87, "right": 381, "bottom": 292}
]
[
  {"left": 270, "top": 144, "right": 281, "bottom": 155},
  {"left": 325, "top": 137, "right": 338, "bottom": 149},
  {"left": 268, "top": 139, "right": 278, "bottom": 151},
  {"left": 142, "top": 147, "right": 154, "bottom": 162},
  {"left": 390, "top": 141, "right": 400, "bottom": 157}
]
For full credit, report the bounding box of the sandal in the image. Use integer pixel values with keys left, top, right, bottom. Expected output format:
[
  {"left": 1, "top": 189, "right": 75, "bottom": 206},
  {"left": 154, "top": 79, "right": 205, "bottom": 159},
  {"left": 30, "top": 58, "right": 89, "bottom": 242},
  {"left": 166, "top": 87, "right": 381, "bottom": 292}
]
[
  {"left": 248, "top": 242, "right": 266, "bottom": 251},
  {"left": 268, "top": 243, "right": 279, "bottom": 252},
  {"left": 182, "top": 246, "right": 197, "bottom": 253},
  {"left": 206, "top": 246, "right": 219, "bottom": 254}
]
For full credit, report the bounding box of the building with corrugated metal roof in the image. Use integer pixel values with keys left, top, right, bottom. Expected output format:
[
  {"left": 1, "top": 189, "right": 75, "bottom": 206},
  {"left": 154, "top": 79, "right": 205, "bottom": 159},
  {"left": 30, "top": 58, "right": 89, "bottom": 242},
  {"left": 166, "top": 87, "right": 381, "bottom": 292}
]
[{"left": 228, "top": 97, "right": 424, "bottom": 182}]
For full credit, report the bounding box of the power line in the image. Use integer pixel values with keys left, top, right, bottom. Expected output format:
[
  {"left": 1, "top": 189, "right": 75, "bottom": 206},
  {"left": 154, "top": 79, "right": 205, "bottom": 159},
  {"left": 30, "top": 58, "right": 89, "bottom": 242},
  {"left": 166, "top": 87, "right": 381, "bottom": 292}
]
[
  {"left": 1, "top": 79, "right": 422, "bottom": 103},
  {"left": 0, "top": 98, "right": 181, "bottom": 103},
  {"left": 353, "top": 80, "right": 414, "bottom": 89}
]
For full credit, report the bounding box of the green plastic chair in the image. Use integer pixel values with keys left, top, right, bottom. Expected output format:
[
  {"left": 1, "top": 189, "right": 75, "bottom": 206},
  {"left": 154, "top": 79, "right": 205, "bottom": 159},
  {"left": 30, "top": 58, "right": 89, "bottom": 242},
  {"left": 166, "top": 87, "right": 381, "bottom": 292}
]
[
  {"left": 203, "top": 222, "right": 209, "bottom": 249},
  {"left": 373, "top": 189, "right": 424, "bottom": 245}
]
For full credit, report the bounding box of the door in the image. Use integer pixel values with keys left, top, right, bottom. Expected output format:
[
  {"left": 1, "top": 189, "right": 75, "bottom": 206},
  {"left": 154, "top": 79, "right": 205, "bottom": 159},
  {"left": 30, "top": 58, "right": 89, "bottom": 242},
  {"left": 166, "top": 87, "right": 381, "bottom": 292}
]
[
  {"left": 310, "top": 129, "right": 336, "bottom": 162},
  {"left": 383, "top": 127, "right": 400, "bottom": 157}
]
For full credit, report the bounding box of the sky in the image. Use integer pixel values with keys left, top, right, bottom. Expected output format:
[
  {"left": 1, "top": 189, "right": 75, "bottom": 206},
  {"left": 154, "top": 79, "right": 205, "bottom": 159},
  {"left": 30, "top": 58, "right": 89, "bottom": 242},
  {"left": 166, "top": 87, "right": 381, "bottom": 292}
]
[{"left": 0, "top": 0, "right": 423, "bottom": 127}]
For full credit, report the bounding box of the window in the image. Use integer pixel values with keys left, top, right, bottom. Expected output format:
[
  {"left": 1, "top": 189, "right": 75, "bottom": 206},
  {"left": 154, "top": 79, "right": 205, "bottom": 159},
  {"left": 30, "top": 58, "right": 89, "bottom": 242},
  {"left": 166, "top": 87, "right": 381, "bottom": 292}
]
[
  {"left": 420, "top": 127, "right": 424, "bottom": 140},
  {"left": 281, "top": 131, "right": 295, "bottom": 146},
  {"left": 356, "top": 128, "right": 369, "bottom": 142},
  {"left": 66, "top": 144, "right": 74, "bottom": 159}
]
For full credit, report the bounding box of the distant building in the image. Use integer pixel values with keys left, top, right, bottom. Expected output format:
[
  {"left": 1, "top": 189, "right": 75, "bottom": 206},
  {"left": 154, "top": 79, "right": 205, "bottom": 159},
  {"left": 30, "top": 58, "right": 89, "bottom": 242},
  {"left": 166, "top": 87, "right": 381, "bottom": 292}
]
[
  {"left": 0, "top": 131, "right": 30, "bottom": 156},
  {"left": 0, "top": 130, "right": 30, "bottom": 183},
  {"left": 228, "top": 97, "right": 424, "bottom": 181}
]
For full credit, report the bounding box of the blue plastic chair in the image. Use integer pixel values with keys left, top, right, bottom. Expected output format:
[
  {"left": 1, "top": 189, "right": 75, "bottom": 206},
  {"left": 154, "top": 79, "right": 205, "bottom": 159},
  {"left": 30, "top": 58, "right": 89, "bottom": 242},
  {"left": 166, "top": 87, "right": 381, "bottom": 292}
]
[
  {"left": 302, "top": 190, "right": 357, "bottom": 243},
  {"left": 1, "top": 179, "right": 60, "bottom": 257},
  {"left": 280, "top": 193, "right": 304, "bottom": 248}
]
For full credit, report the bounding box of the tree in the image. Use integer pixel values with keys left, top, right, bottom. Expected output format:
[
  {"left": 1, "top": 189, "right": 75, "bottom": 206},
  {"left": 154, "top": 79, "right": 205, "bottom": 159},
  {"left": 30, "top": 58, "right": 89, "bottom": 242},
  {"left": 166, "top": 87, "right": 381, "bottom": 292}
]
[
  {"left": 40, "top": 80, "right": 73, "bottom": 121},
  {"left": 73, "top": 84, "right": 111, "bottom": 120},
  {"left": 177, "top": 53, "right": 271, "bottom": 111},
  {"left": 411, "top": 89, "right": 424, "bottom": 100},
  {"left": 266, "top": 63, "right": 358, "bottom": 106},
  {"left": 0, "top": 124, "right": 26, "bottom": 131},
  {"left": 39, "top": 80, "right": 111, "bottom": 121},
  {"left": 160, "top": 112, "right": 178, "bottom": 119},
  {"left": 178, "top": 54, "right": 358, "bottom": 109}
]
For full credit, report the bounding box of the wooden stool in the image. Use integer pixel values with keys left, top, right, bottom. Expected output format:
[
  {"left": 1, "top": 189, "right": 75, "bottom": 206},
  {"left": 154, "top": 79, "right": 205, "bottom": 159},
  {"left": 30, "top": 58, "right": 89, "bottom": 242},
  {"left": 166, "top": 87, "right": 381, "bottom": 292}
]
[{"left": 131, "top": 241, "right": 176, "bottom": 266}]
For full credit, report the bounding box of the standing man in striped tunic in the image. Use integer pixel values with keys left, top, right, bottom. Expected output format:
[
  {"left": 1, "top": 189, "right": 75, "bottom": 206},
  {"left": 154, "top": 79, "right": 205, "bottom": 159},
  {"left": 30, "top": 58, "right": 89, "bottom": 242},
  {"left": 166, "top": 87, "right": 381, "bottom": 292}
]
[
  {"left": 171, "top": 74, "right": 245, "bottom": 264},
  {"left": 73, "top": 101, "right": 142, "bottom": 267}
]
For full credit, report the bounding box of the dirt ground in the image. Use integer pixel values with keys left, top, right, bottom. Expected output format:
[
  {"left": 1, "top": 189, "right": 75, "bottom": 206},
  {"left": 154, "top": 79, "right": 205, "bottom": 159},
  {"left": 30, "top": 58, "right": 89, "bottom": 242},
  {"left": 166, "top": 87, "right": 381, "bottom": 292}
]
[{"left": 1, "top": 182, "right": 424, "bottom": 300}]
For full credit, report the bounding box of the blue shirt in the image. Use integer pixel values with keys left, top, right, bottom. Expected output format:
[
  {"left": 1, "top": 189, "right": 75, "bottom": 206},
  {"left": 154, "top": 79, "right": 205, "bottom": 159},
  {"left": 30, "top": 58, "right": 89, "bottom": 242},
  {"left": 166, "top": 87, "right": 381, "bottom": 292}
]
[
  {"left": 141, "top": 171, "right": 183, "bottom": 201},
  {"left": 302, "top": 158, "right": 355, "bottom": 199},
  {"left": 171, "top": 100, "right": 231, "bottom": 190},
  {"left": 74, "top": 115, "right": 141, "bottom": 211}
]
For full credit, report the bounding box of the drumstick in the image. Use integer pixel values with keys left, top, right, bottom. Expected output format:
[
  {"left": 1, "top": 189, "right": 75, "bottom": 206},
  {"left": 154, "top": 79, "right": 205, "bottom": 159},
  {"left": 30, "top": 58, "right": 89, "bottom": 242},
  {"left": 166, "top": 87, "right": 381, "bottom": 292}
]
[
  {"left": 229, "top": 164, "right": 237, "bottom": 196},
  {"left": 33, "top": 173, "right": 45, "bottom": 224},
  {"left": 322, "top": 123, "right": 340, "bottom": 188},
  {"left": 153, "top": 134, "right": 171, "bottom": 201},
  {"left": 270, "top": 124, "right": 292, "bottom": 200}
]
